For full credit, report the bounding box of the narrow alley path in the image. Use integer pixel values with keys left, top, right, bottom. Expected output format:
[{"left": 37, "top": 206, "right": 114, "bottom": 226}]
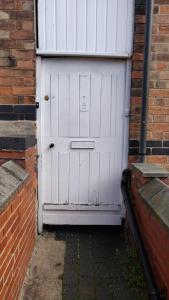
[
  {"left": 57, "top": 226, "right": 134, "bottom": 300},
  {"left": 20, "top": 226, "right": 147, "bottom": 300}
]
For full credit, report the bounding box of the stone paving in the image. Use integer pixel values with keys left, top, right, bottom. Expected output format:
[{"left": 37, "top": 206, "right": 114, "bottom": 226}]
[{"left": 55, "top": 226, "right": 134, "bottom": 300}]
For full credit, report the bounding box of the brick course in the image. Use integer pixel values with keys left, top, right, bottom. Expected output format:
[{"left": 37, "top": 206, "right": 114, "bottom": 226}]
[
  {"left": 0, "top": 0, "right": 35, "bottom": 104},
  {"left": 130, "top": 0, "right": 169, "bottom": 165},
  {"left": 0, "top": 146, "right": 37, "bottom": 300}
]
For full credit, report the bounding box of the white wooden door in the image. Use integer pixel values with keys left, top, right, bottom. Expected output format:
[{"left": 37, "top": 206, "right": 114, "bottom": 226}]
[{"left": 40, "top": 58, "right": 128, "bottom": 225}]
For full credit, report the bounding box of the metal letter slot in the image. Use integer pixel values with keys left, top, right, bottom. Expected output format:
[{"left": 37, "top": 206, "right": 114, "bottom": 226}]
[{"left": 70, "top": 141, "right": 95, "bottom": 149}]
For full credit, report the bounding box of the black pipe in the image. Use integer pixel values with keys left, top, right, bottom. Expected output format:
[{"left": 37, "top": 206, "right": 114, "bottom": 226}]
[
  {"left": 139, "top": 0, "right": 154, "bottom": 162},
  {"left": 121, "top": 169, "right": 162, "bottom": 300}
]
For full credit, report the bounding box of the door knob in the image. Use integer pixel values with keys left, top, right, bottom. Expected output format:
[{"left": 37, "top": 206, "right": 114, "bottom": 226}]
[
  {"left": 49, "top": 143, "right": 55, "bottom": 149},
  {"left": 44, "top": 95, "right": 49, "bottom": 101}
]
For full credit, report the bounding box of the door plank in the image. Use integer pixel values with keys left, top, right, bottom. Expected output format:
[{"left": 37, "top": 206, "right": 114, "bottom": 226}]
[
  {"left": 79, "top": 74, "right": 90, "bottom": 137},
  {"left": 58, "top": 152, "right": 69, "bottom": 204},
  {"left": 58, "top": 74, "right": 69, "bottom": 137},
  {"left": 100, "top": 74, "right": 112, "bottom": 137},
  {"left": 89, "top": 152, "right": 100, "bottom": 205},
  {"left": 69, "top": 152, "right": 80, "bottom": 204},
  {"left": 79, "top": 152, "right": 89, "bottom": 204},
  {"left": 90, "top": 74, "right": 102, "bottom": 137},
  {"left": 69, "top": 74, "right": 80, "bottom": 137}
]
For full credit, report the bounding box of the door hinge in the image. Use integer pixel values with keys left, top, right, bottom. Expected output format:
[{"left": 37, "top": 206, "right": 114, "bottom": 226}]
[{"left": 36, "top": 102, "right": 39, "bottom": 109}]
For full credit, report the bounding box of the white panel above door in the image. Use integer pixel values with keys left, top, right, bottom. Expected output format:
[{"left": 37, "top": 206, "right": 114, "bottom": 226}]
[{"left": 37, "top": 0, "right": 134, "bottom": 56}]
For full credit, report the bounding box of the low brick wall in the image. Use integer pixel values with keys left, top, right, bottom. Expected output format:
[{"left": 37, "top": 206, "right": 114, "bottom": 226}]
[
  {"left": 131, "top": 164, "right": 169, "bottom": 298},
  {"left": 0, "top": 146, "right": 37, "bottom": 299}
]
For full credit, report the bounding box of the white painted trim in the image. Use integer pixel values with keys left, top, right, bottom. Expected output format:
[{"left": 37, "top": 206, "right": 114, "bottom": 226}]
[
  {"left": 36, "top": 56, "right": 43, "bottom": 234},
  {"left": 43, "top": 210, "right": 122, "bottom": 226},
  {"left": 121, "top": 59, "right": 132, "bottom": 218},
  {"left": 43, "top": 204, "right": 121, "bottom": 212},
  {"left": 36, "top": 49, "right": 132, "bottom": 58}
]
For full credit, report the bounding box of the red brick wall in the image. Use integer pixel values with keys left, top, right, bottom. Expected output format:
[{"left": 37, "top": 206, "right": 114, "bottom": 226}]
[
  {"left": 0, "top": 0, "right": 35, "bottom": 104},
  {"left": 129, "top": 1, "right": 169, "bottom": 168},
  {"left": 0, "top": 146, "right": 37, "bottom": 300},
  {"left": 131, "top": 168, "right": 169, "bottom": 298}
]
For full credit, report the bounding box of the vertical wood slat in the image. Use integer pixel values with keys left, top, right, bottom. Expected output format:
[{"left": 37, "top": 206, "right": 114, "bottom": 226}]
[
  {"left": 45, "top": 0, "right": 56, "bottom": 50},
  {"left": 79, "top": 74, "right": 90, "bottom": 137},
  {"left": 58, "top": 74, "right": 69, "bottom": 137},
  {"left": 58, "top": 153, "right": 69, "bottom": 204},
  {"left": 76, "top": 0, "right": 86, "bottom": 52},
  {"left": 86, "top": 0, "right": 96, "bottom": 52},
  {"left": 67, "top": 0, "right": 77, "bottom": 52},
  {"left": 89, "top": 152, "right": 100, "bottom": 205},
  {"left": 116, "top": 0, "right": 128, "bottom": 52},
  {"left": 79, "top": 152, "right": 89, "bottom": 204},
  {"left": 100, "top": 75, "right": 112, "bottom": 137},
  {"left": 96, "top": 0, "right": 107, "bottom": 53},
  {"left": 56, "top": 0, "right": 66, "bottom": 51},
  {"left": 99, "top": 152, "right": 110, "bottom": 205},
  {"left": 90, "top": 74, "right": 101, "bottom": 137},
  {"left": 38, "top": 0, "right": 46, "bottom": 50},
  {"left": 69, "top": 152, "right": 80, "bottom": 204},
  {"left": 51, "top": 151, "right": 59, "bottom": 203},
  {"left": 106, "top": 0, "right": 117, "bottom": 53},
  {"left": 51, "top": 74, "right": 59, "bottom": 137},
  {"left": 110, "top": 76, "right": 117, "bottom": 137},
  {"left": 69, "top": 74, "right": 80, "bottom": 137}
]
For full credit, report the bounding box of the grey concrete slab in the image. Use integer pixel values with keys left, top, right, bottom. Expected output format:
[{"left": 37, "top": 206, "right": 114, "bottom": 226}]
[
  {"left": 139, "top": 178, "right": 167, "bottom": 201},
  {"left": 148, "top": 188, "right": 169, "bottom": 229},
  {"left": 0, "top": 120, "right": 35, "bottom": 137},
  {"left": 132, "top": 163, "right": 169, "bottom": 177},
  {"left": 0, "top": 161, "right": 28, "bottom": 211}
]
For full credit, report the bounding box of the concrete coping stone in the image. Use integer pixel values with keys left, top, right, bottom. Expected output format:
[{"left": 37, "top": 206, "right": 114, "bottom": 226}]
[
  {"left": 132, "top": 163, "right": 169, "bottom": 177},
  {"left": 0, "top": 121, "right": 36, "bottom": 150},
  {"left": 0, "top": 160, "right": 29, "bottom": 211},
  {"left": 139, "top": 179, "right": 169, "bottom": 231}
]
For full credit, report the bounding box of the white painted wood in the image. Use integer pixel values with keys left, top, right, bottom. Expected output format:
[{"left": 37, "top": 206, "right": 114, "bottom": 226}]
[
  {"left": 96, "top": 0, "right": 107, "bottom": 53},
  {"left": 67, "top": 0, "right": 77, "bottom": 52},
  {"left": 71, "top": 141, "right": 95, "bottom": 149},
  {"left": 86, "top": 0, "right": 96, "bottom": 52},
  {"left": 69, "top": 74, "right": 80, "bottom": 137},
  {"left": 36, "top": 50, "right": 131, "bottom": 58},
  {"left": 69, "top": 152, "right": 80, "bottom": 204},
  {"left": 45, "top": 0, "right": 56, "bottom": 50},
  {"left": 56, "top": 0, "right": 66, "bottom": 51},
  {"left": 77, "top": 0, "right": 86, "bottom": 52},
  {"left": 40, "top": 58, "right": 129, "bottom": 225},
  {"left": 51, "top": 74, "right": 59, "bottom": 137},
  {"left": 37, "top": 0, "right": 134, "bottom": 56},
  {"left": 106, "top": 0, "right": 117, "bottom": 53},
  {"left": 89, "top": 152, "right": 100, "bottom": 205},
  {"left": 90, "top": 74, "right": 101, "bottom": 137},
  {"left": 58, "top": 74, "right": 69, "bottom": 137},
  {"left": 43, "top": 210, "right": 122, "bottom": 225},
  {"left": 43, "top": 203, "right": 121, "bottom": 211},
  {"left": 100, "top": 75, "right": 112, "bottom": 137},
  {"left": 58, "top": 153, "right": 69, "bottom": 204},
  {"left": 79, "top": 74, "right": 90, "bottom": 137},
  {"left": 79, "top": 152, "right": 89, "bottom": 204}
]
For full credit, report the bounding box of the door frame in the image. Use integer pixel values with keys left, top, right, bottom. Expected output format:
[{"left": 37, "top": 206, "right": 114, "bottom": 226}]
[{"left": 36, "top": 56, "right": 131, "bottom": 233}]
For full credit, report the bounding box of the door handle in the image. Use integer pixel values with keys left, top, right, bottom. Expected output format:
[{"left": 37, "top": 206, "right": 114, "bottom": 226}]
[{"left": 49, "top": 143, "right": 55, "bottom": 149}]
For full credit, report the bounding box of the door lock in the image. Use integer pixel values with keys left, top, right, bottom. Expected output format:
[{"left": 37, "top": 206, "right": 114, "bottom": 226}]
[
  {"left": 49, "top": 143, "right": 55, "bottom": 149},
  {"left": 44, "top": 95, "right": 49, "bottom": 101}
]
